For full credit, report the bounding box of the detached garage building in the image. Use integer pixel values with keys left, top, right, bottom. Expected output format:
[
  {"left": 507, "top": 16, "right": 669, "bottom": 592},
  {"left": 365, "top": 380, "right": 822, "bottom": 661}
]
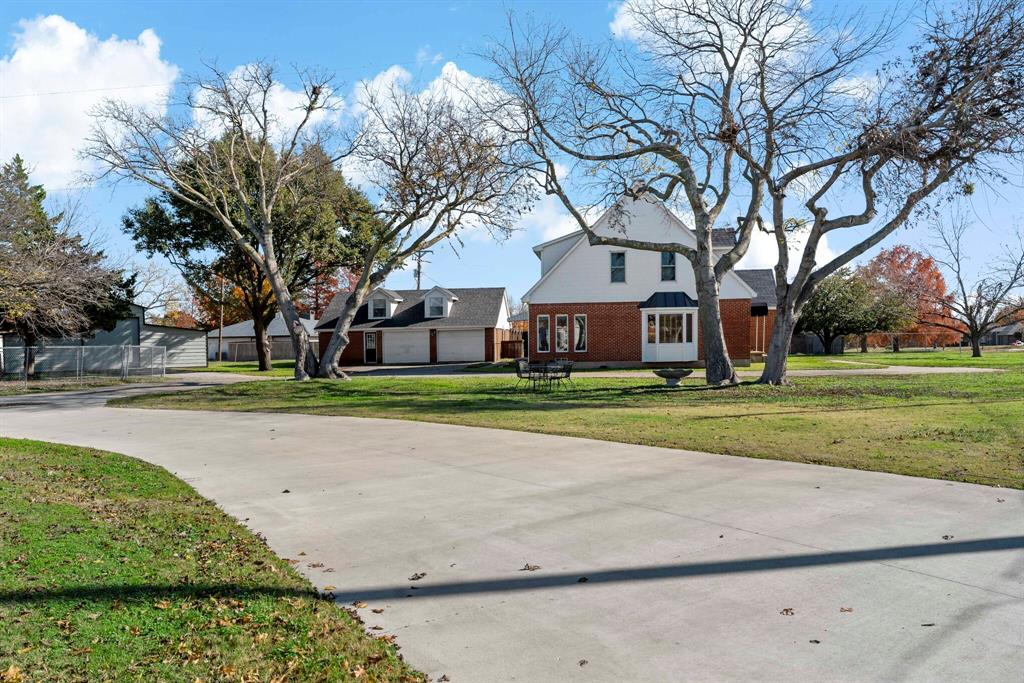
[{"left": 315, "top": 286, "right": 513, "bottom": 365}]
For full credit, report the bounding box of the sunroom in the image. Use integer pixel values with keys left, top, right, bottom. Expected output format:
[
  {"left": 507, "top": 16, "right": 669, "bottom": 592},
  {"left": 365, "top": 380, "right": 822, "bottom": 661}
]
[{"left": 639, "top": 291, "right": 698, "bottom": 363}]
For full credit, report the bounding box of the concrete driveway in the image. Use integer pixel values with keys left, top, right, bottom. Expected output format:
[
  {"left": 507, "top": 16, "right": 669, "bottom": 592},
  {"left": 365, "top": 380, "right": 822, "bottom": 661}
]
[{"left": 2, "top": 386, "right": 1021, "bottom": 682}]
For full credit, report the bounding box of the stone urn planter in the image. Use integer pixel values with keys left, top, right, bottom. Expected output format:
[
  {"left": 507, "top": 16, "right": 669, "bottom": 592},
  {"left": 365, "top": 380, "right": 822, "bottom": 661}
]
[{"left": 652, "top": 368, "right": 694, "bottom": 387}]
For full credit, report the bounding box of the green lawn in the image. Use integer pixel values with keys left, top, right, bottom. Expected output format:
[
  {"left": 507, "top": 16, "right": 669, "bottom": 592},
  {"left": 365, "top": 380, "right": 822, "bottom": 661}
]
[
  {"left": 178, "top": 359, "right": 297, "bottom": 377},
  {"left": 820, "top": 348, "right": 1024, "bottom": 370},
  {"left": 115, "top": 372, "right": 1024, "bottom": 488},
  {"left": 0, "top": 438, "right": 423, "bottom": 682}
]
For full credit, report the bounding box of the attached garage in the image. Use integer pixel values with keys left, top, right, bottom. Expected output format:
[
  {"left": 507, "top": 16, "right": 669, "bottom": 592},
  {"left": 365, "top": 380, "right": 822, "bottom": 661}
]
[
  {"left": 437, "top": 329, "right": 485, "bottom": 362},
  {"left": 382, "top": 330, "right": 430, "bottom": 364}
]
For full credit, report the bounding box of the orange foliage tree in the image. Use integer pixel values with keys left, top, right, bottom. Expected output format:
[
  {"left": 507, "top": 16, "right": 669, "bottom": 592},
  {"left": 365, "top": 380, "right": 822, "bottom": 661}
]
[{"left": 858, "top": 245, "right": 960, "bottom": 348}]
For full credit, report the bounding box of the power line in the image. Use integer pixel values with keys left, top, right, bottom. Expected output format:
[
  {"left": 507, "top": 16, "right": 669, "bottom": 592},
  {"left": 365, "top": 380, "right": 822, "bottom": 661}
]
[
  {"left": 0, "top": 51, "right": 464, "bottom": 101},
  {"left": 0, "top": 82, "right": 175, "bottom": 100}
]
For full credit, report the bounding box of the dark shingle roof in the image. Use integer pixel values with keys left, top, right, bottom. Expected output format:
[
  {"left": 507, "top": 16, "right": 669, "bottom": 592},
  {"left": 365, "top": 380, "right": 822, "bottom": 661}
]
[
  {"left": 639, "top": 291, "right": 699, "bottom": 308},
  {"left": 316, "top": 287, "right": 507, "bottom": 331},
  {"left": 711, "top": 229, "right": 737, "bottom": 248},
  {"left": 735, "top": 269, "right": 777, "bottom": 307}
]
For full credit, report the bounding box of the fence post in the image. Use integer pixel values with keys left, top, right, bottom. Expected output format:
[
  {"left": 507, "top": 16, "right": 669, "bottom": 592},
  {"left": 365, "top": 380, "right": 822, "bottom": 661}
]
[{"left": 121, "top": 346, "right": 128, "bottom": 381}]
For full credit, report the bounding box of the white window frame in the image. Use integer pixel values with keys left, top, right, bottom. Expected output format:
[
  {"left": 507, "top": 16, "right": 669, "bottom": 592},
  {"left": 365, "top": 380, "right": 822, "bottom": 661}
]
[
  {"left": 427, "top": 295, "right": 445, "bottom": 318},
  {"left": 610, "top": 251, "right": 626, "bottom": 283},
  {"left": 661, "top": 251, "right": 676, "bottom": 281},
  {"left": 370, "top": 297, "right": 387, "bottom": 319},
  {"left": 555, "top": 314, "right": 569, "bottom": 353},
  {"left": 536, "top": 314, "right": 551, "bottom": 353},
  {"left": 573, "top": 314, "right": 588, "bottom": 352}
]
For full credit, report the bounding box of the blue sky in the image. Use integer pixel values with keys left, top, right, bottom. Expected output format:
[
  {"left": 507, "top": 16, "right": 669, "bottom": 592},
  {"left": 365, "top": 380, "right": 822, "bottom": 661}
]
[{"left": 1, "top": 0, "right": 1018, "bottom": 304}]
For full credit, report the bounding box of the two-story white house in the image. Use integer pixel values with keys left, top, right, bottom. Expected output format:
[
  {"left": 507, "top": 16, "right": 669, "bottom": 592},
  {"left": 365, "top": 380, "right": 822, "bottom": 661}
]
[{"left": 523, "top": 196, "right": 777, "bottom": 366}]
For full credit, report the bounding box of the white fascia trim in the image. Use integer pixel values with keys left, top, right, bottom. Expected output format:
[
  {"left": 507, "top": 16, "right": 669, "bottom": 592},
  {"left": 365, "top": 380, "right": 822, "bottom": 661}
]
[
  {"left": 522, "top": 233, "right": 587, "bottom": 303},
  {"left": 531, "top": 229, "right": 584, "bottom": 257}
]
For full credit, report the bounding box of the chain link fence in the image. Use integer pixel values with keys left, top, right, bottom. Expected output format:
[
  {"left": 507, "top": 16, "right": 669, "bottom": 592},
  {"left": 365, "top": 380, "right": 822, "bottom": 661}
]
[{"left": 0, "top": 345, "right": 166, "bottom": 388}]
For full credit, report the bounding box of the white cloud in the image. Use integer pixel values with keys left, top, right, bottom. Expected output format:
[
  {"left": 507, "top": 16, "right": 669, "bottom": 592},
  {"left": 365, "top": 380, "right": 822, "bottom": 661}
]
[
  {"left": 0, "top": 15, "right": 178, "bottom": 188},
  {"left": 738, "top": 225, "right": 837, "bottom": 280},
  {"left": 415, "top": 46, "right": 443, "bottom": 68}
]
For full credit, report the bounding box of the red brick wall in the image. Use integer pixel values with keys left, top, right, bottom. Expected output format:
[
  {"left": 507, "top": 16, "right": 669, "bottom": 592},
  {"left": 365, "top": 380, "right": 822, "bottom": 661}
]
[
  {"left": 319, "top": 330, "right": 366, "bottom": 364},
  {"left": 697, "top": 299, "right": 752, "bottom": 360},
  {"left": 484, "top": 328, "right": 495, "bottom": 362},
  {"left": 530, "top": 299, "right": 754, "bottom": 363},
  {"left": 527, "top": 302, "right": 642, "bottom": 362},
  {"left": 749, "top": 309, "right": 776, "bottom": 354}
]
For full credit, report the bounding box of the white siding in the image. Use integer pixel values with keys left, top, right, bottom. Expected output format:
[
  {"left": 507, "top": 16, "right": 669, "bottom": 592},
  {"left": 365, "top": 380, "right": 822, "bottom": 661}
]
[
  {"left": 382, "top": 330, "right": 430, "bottom": 364},
  {"left": 526, "top": 197, "right": 755, "bottom": 304},
  {"left": 140, "top": 325, "right": 208, "bottom": 368},
  {"left": 539, "top": 234, "right": 580, "bottom": 275},
  {"left": 437, "top": 330, "right": 485, "bottom": 362}
]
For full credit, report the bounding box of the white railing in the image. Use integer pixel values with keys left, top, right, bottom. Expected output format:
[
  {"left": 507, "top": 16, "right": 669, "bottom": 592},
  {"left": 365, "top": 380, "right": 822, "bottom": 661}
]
[{"left": 0, "top": 345, "right": 167, "bottom": 383}]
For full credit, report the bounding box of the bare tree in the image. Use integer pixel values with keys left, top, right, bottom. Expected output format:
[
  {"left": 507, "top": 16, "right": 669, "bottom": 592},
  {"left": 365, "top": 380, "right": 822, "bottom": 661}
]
[
  {"left": 84, "top": 62, "right": 349, "bottom": 380},
  {"left": 922, "top": 215, "right": 1024, "bottom": 356},
  {"left": 317, "top": 79, "right": 536, "bottom": 378},
  {"left": 129, "top": 261, "right": 183, "bottom": 319},
  {"left": 484, "top": 1, "right": 894, "bottom": 384},
  {"left": 729, "top": 0, "right": 1024, "bottom": 383}
]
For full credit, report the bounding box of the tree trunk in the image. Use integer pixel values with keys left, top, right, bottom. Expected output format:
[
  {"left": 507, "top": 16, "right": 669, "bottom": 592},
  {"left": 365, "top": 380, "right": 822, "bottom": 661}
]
[
  {"left": 694, "top": 263, "right": 736, "bottom": 386},
  {"left": 22, "top": 332, "right": 37, "bottom": 379},
  {"left": 261, "top": 247, "right": 318, "bottom": 380},
  {"left": 318, "top": 284, "right": 372, "bottom": 379},
  {"left": 253, "top": 315, "right": 273, "bottom": 371},
  {"left": 891, "top": 335, "right": 901, "bottom": 353},
  {"left": 970, "top": 335, "right": 982, "bottom": 357},
  {"left": 815, "top": 332, "right": 833, "bottom": 355},
  {"left": 860, "top": 334, "right": 868, "bottom": 353},
  {"left": 759, "top": 303, "right": 798, "bottom": 385}
]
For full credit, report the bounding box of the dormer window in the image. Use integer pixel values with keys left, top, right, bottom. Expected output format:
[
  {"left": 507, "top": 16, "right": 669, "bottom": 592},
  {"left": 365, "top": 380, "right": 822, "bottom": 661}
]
[
  {"left": 371, "top": 298, "right": 387, "bottom": 318},
  {"left": 422, "top": 286, "right": 458, "bottom": 318}
]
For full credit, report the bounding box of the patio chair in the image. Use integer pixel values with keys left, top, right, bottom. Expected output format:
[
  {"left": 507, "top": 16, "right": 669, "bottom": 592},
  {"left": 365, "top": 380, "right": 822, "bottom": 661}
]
[
  {"left": 514, "top": 358, "right": 531, "bottom": 388},
  {"left": 547, "top": 359, "right": 576, "bottom": 389}
]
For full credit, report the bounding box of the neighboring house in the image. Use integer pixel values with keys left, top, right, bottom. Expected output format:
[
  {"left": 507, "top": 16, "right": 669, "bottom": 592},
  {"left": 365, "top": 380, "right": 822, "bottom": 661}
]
[
  {"left": 523, "top": 195, "right": 777, "bottom": 367},
  {"left": 315, "top": 286, "right": 512, "bottom": 365},
  {"left": 981, "top": 321, "right": 1024, "bottom": 346},
  {"left": 208, "top": 312, "right": 318, "bottom": 360},
  {"left": 1, "top": 303, "right": 207, "bottom": 370}
]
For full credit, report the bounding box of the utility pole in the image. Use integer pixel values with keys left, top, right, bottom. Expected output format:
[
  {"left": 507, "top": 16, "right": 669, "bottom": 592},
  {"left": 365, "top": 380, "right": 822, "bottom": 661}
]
[
  {"left": 217, "top": 276, "right": 226, "bottom": 361},
  {"left": 413, "top": 250, "right": 433, "bottom": 289}
]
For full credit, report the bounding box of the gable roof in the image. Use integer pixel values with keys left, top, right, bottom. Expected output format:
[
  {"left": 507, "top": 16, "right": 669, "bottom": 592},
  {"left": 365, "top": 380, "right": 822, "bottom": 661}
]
[
  {"left": 207, "top": 312, "right": 318, "bottom": 338},
  {"left": 735, "top": 269, "right": 777, "bottom": 307},
  {"left": 316, "top": 287, "right": 507, "bottom": 331}
]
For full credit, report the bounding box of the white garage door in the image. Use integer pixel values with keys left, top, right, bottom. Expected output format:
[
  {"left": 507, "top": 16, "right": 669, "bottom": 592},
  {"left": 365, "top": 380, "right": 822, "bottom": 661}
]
[
  {"left": 437, "top": 329, "right": 485, "bottom": 362},
  {"left": 383, "top": 330, "right": 430, "bottom": 364}
]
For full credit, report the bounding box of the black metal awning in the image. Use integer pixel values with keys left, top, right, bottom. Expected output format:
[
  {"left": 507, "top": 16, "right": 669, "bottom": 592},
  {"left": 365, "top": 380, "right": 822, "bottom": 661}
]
[{"left": 639, "top": 291, "right": 699, "bottom": 309}]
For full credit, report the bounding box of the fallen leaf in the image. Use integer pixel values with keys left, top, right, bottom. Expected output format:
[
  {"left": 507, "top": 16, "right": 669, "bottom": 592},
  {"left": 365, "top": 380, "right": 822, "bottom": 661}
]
[
  {"left": 921, "top": 623, "right": 936, "bottom": 627},
  {"left": 438, "top": 676, "right": 450, "bottom": 682},
  {"left": 408, "top": 572, "right": 427, "bottom": 581},
  {"left": 370, "top": 625, "right": 383, "bottom": 630},
  {"left": 353, "top": 601, "right": 368, "bottom": 608},
  {"left": 1, "top": 666, "right": 23, "bottom": 683},
  {"left": 840, "top": 607, "right": 853, "bottom": 613},
  {"left": 997, "top": 498, "right": 1005, "bottom": 503},
  {"left": 372, "top": 608, "right": 384, "bottom": 614},
  {"left": 780, "top": 608, "right": 795, "bottom": 616},
  {"left": 577, "top": 577, "right": 589, "bottom": 583},
  {"left": 809, "top": 639, "right": 821, "bottom": 644},
  {"left": 282, "top": 489, "right": 291, "bottom": 494},
  {"left": 352, "top": 665, "right": 366, "bottom": 678},
  {"left": 520, "top": 563, "right": 541, "bottom": 571},
  {"left": 154, "top": 600, "right": 172, "bottom": 609},
  {"left": 322, "top": 585, "right": 337, "bottom": 591},
  {"left": 578, "top": 659, "right": 589, "bottom": 667},
  {"left": 942, "top": 535, "right": 954, "bottom": 540}
]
